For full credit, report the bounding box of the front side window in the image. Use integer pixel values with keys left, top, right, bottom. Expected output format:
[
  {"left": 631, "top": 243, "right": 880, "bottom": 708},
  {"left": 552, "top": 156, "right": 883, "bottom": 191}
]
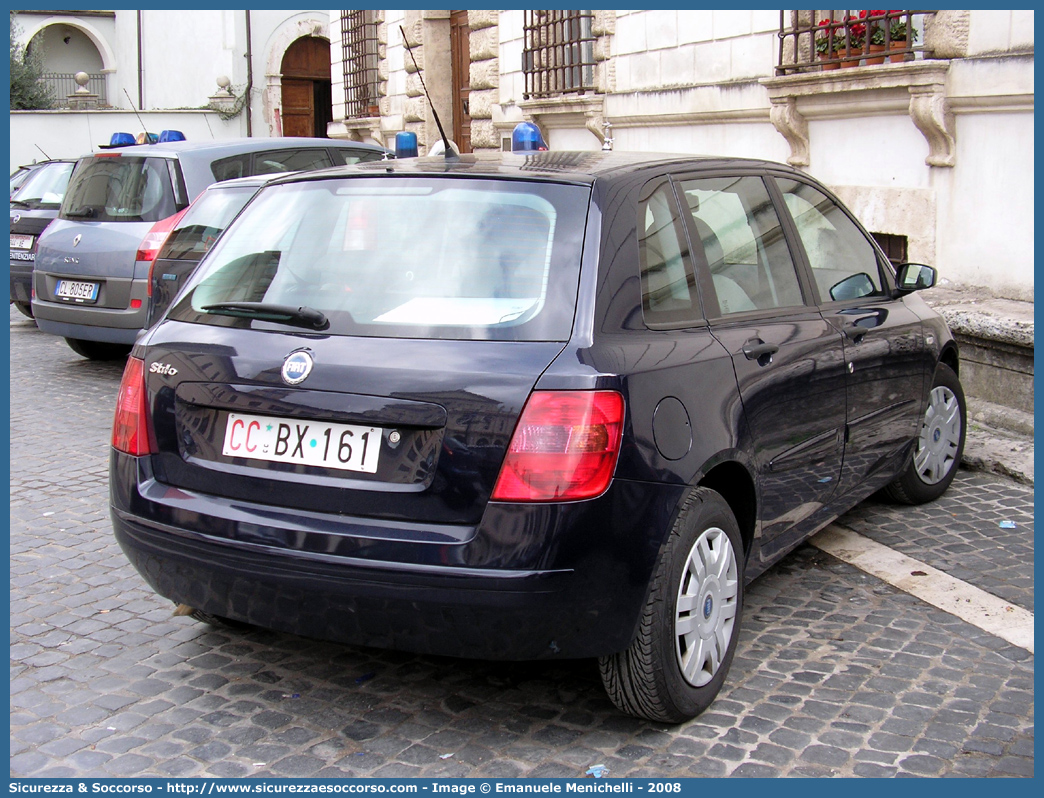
[
  {"left": 777, "top": 179, "right": 885, "bottom": 303},
  {"left": 60, "top": 156, "right": 177, "bottom": 223},
  {"left": 522, "top": 10, "right": 596, "bottom": 99},
  {"left": 170, "top": 177, "right": 590, "bottom": 342},
  {"left": 677, "top": 175, "right": 805, "bottom": 316}
]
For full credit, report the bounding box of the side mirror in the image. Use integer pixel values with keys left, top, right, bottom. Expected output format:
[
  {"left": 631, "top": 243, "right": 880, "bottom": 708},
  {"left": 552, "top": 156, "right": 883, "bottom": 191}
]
[{"left": 896, "top": 263, "right": 936, "bottom": 292}]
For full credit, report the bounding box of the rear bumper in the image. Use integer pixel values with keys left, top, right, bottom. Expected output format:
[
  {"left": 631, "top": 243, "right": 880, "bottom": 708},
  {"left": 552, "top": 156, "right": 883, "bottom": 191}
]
[
  {"left": 110, "top": 450, "right": 686, "bottom": 660},
  {"left": 32, "top": 273, "right": 148, "bottom": 343}
]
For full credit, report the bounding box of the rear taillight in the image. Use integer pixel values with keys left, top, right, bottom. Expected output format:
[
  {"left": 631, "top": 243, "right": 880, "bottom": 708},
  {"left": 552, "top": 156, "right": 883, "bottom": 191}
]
[
  {"left": 113, "top": 357, "right": 151, "bottom": 455},
  {"left": 491, "top": 391, "right": 625, "bottom": 502},
  {"left": 138, "top": 208, "right": 187, "bottom": 267}
]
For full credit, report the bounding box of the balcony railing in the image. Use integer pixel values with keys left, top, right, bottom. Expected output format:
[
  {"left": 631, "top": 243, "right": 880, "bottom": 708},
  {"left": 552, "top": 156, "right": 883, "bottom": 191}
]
[
  {"left": 40, "top": 72, "right": 107, "bottom": 107},
  {"left": 776, "top": 10, "right": 933, "bottom": 75}
]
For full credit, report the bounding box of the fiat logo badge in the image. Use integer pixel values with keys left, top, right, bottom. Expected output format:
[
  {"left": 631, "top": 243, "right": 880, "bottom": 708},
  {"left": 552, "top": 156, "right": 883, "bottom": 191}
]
[
  {"left": 72, "top": 234, "right": 82, "bottom": 247},
  {"left": 281, "top": 350, "right": 314, "bottom": 385},
  {"left": 12, "top": 214, "right": 20, "bottom": 224}
]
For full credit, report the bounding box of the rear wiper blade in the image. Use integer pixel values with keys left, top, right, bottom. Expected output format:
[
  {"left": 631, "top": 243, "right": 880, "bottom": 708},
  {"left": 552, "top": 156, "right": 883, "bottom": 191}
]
[
  {"left": 201, "top": 301, "right": 329, "bottom": 331},
  {"left": 64, "top": 207, "right": 97, "bottom": 218}
]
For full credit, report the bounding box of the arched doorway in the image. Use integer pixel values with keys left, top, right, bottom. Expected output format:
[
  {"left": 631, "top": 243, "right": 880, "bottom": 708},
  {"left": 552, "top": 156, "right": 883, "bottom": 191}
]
[{"left": 280, "top": 36, "right": 332, "bottom": 138}]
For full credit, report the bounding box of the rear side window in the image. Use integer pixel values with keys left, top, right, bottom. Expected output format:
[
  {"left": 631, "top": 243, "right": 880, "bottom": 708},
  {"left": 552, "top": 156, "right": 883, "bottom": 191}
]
[
  {"left": 253, "top": 148, "right": 332, "bottom": 175},
  {"left": 211, "top": 154, "right": 250, "bottom": 182},
  {"left": 60, "top": 157, "right": 177, "bottom": 223},
  {"left": 332, "top": 148, "right": 385, "bottom": 166},
  {"left": 211, "top": 148, "right": 366, "bottom": 182},
  {"left": 157, "top": 186, "right": 258, "bottom": 261},
  {"left": 638, "top": 182, "right": 699, "bottom": 325},
  {"left": 170, "top": 177, "right": 590, "bottom": 342}
]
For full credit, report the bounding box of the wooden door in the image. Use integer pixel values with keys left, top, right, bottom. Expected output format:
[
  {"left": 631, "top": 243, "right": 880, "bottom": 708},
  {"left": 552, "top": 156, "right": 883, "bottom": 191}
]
[
  {"left": 280, "top": 36, "right": 333, "bottom": 138},
  {"left": 450, "top": 10, "right": 472, "bottom": 153}
]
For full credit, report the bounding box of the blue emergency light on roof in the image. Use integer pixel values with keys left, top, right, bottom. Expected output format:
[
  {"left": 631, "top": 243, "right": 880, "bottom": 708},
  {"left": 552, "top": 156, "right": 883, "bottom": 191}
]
[
  {"left": 511, "top": 122, "right": 548, "bottom": 152},
  {"left": 109, "top": 132, "right": 136, "bottom": 148},
  {"left": 395, "top": 131, "right": 418, "bottom": 158},
  {"left": 158, "top": 130, "right": 186, "bottom": 143}
]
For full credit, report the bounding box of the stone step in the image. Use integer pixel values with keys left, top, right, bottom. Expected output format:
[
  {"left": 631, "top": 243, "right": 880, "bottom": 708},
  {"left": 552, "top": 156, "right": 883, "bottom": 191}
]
[{"left": 922, "top": 284, "right": 1033, "bottom": 420}]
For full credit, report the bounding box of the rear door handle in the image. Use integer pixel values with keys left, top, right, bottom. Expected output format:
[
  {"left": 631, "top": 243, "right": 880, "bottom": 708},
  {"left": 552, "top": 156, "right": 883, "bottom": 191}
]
[{"left": 742, "top": 340, "right": 779, "bottom": 365}]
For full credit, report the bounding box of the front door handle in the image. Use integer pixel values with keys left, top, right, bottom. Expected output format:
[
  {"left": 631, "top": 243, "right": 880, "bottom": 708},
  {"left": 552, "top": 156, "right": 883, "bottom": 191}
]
[{"left": 742, "top": 340, "right": 779, "bottom": 366}]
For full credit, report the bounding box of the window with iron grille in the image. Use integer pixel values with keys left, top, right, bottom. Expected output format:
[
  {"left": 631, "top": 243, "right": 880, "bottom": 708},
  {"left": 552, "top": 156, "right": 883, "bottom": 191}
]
[
  {"left": 341, "top": 11, "right": 380, "bottom": 119},
  {"left": 776, "top": 10, "right": 930, "bottom": 75},
  {"left": 522, "top": 10, "right": 596, "bottom": 99},
  {"left": 872, "top": 232, "right": 909, "bottom": 266}
]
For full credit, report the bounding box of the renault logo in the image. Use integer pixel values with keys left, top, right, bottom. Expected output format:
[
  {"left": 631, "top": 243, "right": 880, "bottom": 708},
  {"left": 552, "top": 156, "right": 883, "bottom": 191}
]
[
  {"left": 12, "top": 214, "right": 20, "bottom": 224},
  {"left": 72, "top": 234, "right": 82, "bottom": 247},
  {"left": 281, "top": 350, "right": 314, "bottom": 385}
]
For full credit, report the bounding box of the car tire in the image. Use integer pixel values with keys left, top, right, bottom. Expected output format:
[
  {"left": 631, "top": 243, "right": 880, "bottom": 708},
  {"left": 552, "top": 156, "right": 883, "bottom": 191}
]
[
  {"left": 885, "top": 362, "right": 966, "bottom": 505},
  {"left": 599, "top": 486, "right": 744, "bottom": 723},
  {"left": 64, "top": 338, "right": 132, "bottom": 361},
  {"left": 14, "top": 301, "right": 33, "bottom": 319}
]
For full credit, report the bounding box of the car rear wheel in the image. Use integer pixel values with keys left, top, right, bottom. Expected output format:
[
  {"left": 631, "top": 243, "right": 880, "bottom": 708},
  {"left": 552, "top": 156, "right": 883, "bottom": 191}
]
[
  {"left": 885, "top": 362, "right": 966, "bottom": 505},
  {"left": 64, "top": 338, "right": 132, "bottom": 361},
  {"left": 13, "top": 301, "right": 33, "bottom": 319},
  {"left": 599, "top": 486, "right": 744, "bottom": 723}
]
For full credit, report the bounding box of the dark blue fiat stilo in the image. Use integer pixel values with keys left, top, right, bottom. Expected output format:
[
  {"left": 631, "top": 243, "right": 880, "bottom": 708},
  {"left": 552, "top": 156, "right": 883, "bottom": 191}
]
[{"left": 110, "top": 151, "right": 965, "bottom": 722}]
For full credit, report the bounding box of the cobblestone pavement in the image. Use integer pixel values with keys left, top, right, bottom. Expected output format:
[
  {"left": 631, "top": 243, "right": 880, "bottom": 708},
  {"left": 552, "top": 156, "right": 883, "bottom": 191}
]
[
  {"left": 835, "top": 474, "right": 1035, "bottom": 612},
  {"left": 9, "top": 307, "right": 1035, "bottom": 779}
]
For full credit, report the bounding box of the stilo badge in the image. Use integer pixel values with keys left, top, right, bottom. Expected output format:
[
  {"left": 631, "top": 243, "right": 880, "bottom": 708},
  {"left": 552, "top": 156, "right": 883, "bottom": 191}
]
[{"left": 281, "top": 350, "right": 314, "bottom": 385}]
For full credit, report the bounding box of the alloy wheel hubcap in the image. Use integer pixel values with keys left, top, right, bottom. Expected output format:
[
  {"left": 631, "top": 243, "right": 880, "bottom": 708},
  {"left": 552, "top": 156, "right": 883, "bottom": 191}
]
[
  {"left": 675, "top": 525, "right": 739, "bottom": 687},
  {"left": 915, "top": 385, "right": 961, "bottom": 485}
]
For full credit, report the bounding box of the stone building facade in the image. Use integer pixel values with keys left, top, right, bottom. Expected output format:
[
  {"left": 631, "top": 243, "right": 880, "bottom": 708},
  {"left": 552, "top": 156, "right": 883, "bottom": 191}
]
[{"left": 327, "top": 9, "right": 1034, "bottom": 303}]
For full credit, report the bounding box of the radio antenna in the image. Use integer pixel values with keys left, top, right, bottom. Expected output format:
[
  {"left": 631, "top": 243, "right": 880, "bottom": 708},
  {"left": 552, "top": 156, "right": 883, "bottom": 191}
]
[
  {"left": 123, "top": 88, "right": 153, "bottom": 143},
  {"left": 399, "top": 25, "right": 456, "bottom": 160}
]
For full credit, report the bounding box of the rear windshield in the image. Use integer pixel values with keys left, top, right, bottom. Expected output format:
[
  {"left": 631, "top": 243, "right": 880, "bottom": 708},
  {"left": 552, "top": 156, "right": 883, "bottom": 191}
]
[
  {"left": 169, "top": 176, "right": 590, "bottom": 342},
  {"left": 157, "top": 186, "right": 258, "bottom": 261},
  {"left": 60, "top": 156, "right": 178, "bottom": 223},
  {"left": 10, "top": 161, "right": 74, "bottom": 210}
]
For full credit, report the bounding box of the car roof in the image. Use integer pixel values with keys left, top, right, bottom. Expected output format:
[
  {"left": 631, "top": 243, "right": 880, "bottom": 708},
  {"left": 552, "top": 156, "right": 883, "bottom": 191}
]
[
  {"left": 263, "top": 150, "right": 806, "bottom": 187},
  {"left": 86, "top": 137, "right": 388, "bottom": 159}
]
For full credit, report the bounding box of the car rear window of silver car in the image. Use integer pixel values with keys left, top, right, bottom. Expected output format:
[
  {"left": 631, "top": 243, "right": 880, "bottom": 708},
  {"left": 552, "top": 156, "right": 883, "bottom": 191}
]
[
  {"left": 169, "top": 177, "right": 591, "bottom": 342},
  {"left": 60, "top": 156, "right": 178, "bottom": 223}
]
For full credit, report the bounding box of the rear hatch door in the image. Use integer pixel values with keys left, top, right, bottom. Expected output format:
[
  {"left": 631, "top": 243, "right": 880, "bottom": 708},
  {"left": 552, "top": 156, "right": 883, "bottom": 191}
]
[
  {"left": 145, "top": 330, "right": 568, "bottom": 526},
  {"left": 146, "top": 171, "right": 592, "bottom": 528},
  {"left": 36, "top": 154, "right": 181, "bottom": 308}
]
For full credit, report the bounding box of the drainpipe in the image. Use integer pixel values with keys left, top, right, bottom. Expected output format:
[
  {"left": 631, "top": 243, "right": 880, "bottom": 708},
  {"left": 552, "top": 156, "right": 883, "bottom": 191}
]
[
  {"left": 245, "top": 10, "right": 253, "bottom": 137},
  {"left": 136, "top": 11, "right": 143, "bottom": 109}
]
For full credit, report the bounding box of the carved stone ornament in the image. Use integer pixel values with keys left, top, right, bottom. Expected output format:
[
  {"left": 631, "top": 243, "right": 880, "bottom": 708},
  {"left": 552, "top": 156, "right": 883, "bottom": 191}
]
[{"left": 761, "top": 62, "right": 956, "bottom": 169}]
